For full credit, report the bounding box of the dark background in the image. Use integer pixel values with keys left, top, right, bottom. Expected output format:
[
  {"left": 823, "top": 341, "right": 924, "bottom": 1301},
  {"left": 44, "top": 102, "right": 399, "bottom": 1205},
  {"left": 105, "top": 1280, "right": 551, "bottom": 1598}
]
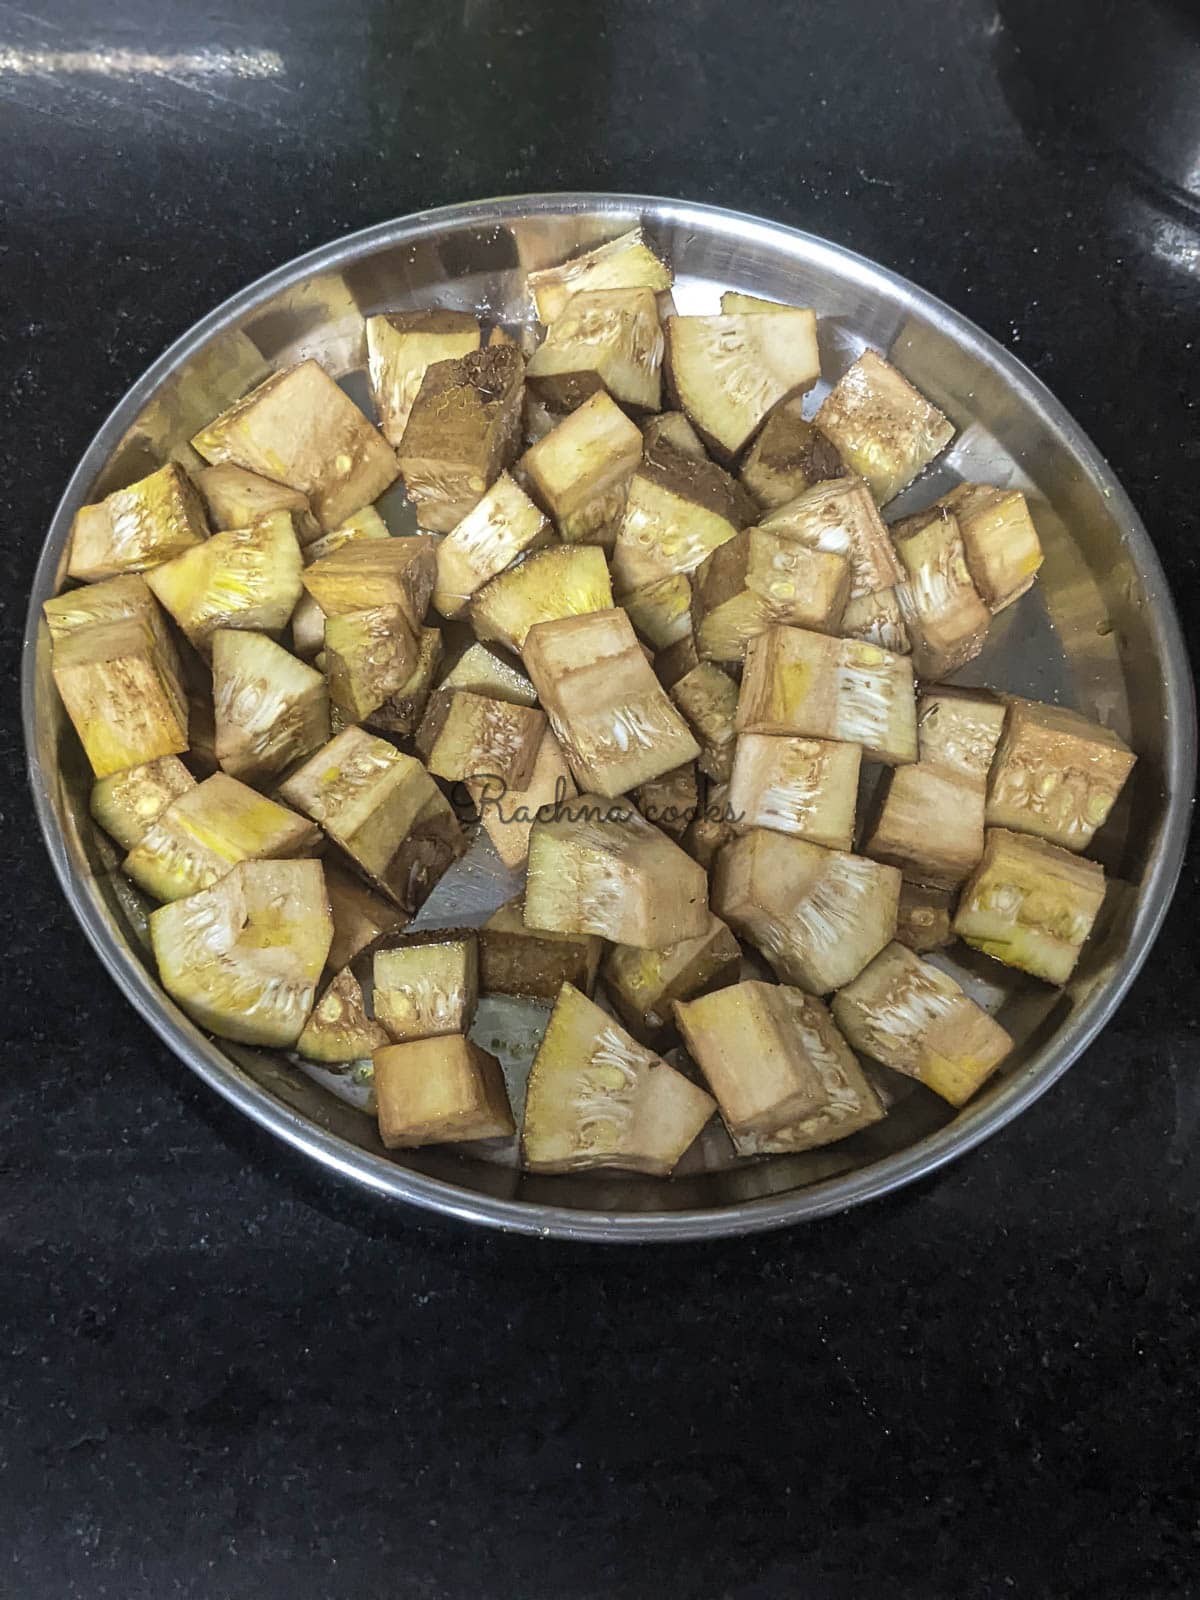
[{"left": 3, "top": 2, "right": 1198, "bottom": 1596}]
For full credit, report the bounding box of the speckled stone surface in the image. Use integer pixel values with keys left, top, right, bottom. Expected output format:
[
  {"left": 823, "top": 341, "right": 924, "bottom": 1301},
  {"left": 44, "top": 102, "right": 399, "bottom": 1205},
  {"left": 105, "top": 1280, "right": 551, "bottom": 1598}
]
[{"left": 3, "top": 2, "right": 1198, "bottom": 1596}]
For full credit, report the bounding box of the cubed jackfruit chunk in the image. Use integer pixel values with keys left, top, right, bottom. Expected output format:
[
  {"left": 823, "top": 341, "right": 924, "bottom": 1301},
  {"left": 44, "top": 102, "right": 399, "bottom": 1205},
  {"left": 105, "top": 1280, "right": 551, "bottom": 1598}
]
[
  {"left": 194, "top": 463, "right": 321, "bottom": 547},
  {"left": 840, "top": 587, "right": 911, "bottom": 656},
  {"left": 145, "top": 510, "right": 304, "bottom": 655},
  {"left": 375, "top": 1035, "right": 515, "bottom": 1148},
  {"left": 43, "top": 572, "right": 159, "bottom": 643},
  {"left": 124, "top": 771, "right": 318, "bottom": 901},
  {"left": 690, "top": 528, "right": 850, "bottom": 661},
  {"left": 373, "top": 936, "right": 479, "bottom": 1042},
  {"left": 864, "top": 688, "right": 1006, "bottom": 887},
  {"left": 522, "top": 982, "right": 714, "bottom": 1174},
  {"left": 602, "top": 912, "right": 740, "bottom": 1046},
  {"left": 470, "top": 544, "right": 614, "bottom": 653},
  {"left": 323, "top": 605, "right": 419, "bottom": 725},
  {"left": 479, "top": 900, "right": 602, "bottom": 1000},
  {"left": 90, "top": 756, "right": 197, "bottom": 852},
  {"left": 939, "top": 483, "right": 1044, "bottom": 612},
  {"left": 634, "top": 760, "right": 698, "bottom": 840},
  {"left": 610, "top": 440, "right": 755, "bottom": 593},
  {"left": 736, "top": 625, "right": 918, "bottom": 766},
  {"left": 151, "top": 859, "right": 333, "bottom": 1047},
  {"left": 50, "top": 603, "right": 189, "bottom": 779},
  {"left": 416, "top": 690, "right": 545, "bottom": 787},
  {"left": 713, "top": 829, "right": 900, "bottom": 993},
  {"left": 739, "top": 397, "right": 847, "bottom": 512},
  {"left": 212, "top": 629, "right": 330, "bottom": 784},
  {"left": 619, "top": 572, "right": 694, "bottom": 651},
  {"left": 278, "top": 727, "right": 465, "bottom": 912},
  {"left": 523, "top": 608, "right": 700, "bottom": 796},
  {"left": 758, "top": 475, "right": 900, "bottom": 601},
  {"left": 527, "top": 287, "right": 663, "bottom": 411},
  {"left": 397, "top": 346, "right": 524, "bottom": 532},
  {"left": 301, "top": 535, "right": 436, "bottom": 630},
  {"left": 727, "top": 733, "right": 861, "bottom": 850},
  {"left": 191, "top": 359, "right": 399, "bottom": 532},
  {"left": 669, "top": 661, "right": 739, "bottom": 783},
  {"left": 433, "top": 472, "right": 551, "bottom": 618},
  {"left": 525, "top": 797, "right": 710, "bottom": 948},
  {"left": 895, "top": 883, "right": 957, "bottom": 954},
  {"left": 890, "top": 505, "right": 991, "bottom": 682},
  {"left": 675, "top": 980, "right": 868, "bottom": 1138},
  {"left": 440, "top": 641, "right": 538, "bottom": 706},
  {"left": 519, "top": 390, "right": 643, "bottom": 547},
  {"left": 985, "top": 698, "right": 1136, "bottom": 852},
  {"left": 527, "top": 226, "right": 671, "bottom": 324},
  {"left": 364, "top": 626, "right": 444, "bottom": 738},
  {"left": 666, "top": 311, "right": 821, "bottom": 461},
  {"left": 365, "top": 309, "right": 482, "bottom": 447},
  {"left": 68, "top": 462, "right": 209, "bottom": 583},
  {"left": 815, "top": 350, "right": 954, "bottom": 505},
  {"left": 296, "top": 967, "right": 389, "bottom": 1064},
  {"left": 303, "top": 506, "right": 391, "bottom": 565},
  {"left": 832, "top": 942, "right": 1013, "bottom": 1106},
  {"left": 467, "top": 725, "right": 577, "bottom": 870},
  {"left": 953, "top": 827, "right": 1106, "bottom": 985},
  {"left": 641, "top": 410, "right": 706, "bottom": 460}
]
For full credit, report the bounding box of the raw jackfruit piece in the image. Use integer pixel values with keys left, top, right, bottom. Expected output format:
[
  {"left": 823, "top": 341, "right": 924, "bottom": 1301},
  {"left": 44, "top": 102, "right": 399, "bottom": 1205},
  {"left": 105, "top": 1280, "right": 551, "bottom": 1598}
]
[
  {"left": 68, "top": 462, "right": 209, "bottom": 583},
  {"left": 397, "top": 346, "right": 524, "bottom": 532},
  {"left": 527, "top": 287, "right": 663, "bottom": 411},
  {"left": 953, "top": 828, "right": 1105, "bottom": 986},
  {"left": 301, "top": 535, "right": 436, "bottom": 631},
  {"left": 736, "top": 625, "right": 918, "bottom": 766},
  {"left": 478, "top": 900, "right": 601, "bottom": 1000},
  {"left": 373, "top": 936, "right": 478, "bottom": 1042},
  {"left": 191, "top": 358, "right": 399, "bottom": 532},
  {"left": 675, "top": 980, "right": 866, "bottom": 1139},
  {"left": 832, "top": 942, "right": 1013, "bottom": 1106},
  {"left": 666, "top": 311, "right": 821, "bottom": 461},
  {"left": 602, "top": 912, "right": 740, "bottom": 1047},
  {"left": 151, "top": 859, "right": 333, "bottom": 1047},
  {"left": 739, "top": 398, "right": 847, "bottom": 512},
  {"left": 525, "top": 797, "right": 710, "bottom": 949},
  {"left": 211, "top": 629, "right": 330, "bottom": 784},
  {"left": 519, "top": 390, "right": 643, "bottom": 547},
  {"left": 124, "top": 771, "right": 318, "bottom": 902},
  {"left": 145, "top": 510, "right": 304, "bottom": 655},
  {"left": 375, "top": 1036, "right": 515, "bottom": 1148},
  {"left": 470, "top": 544, "right": 613, "bottom": 653},
  {"left": 727, "top": 733, "right": 861, "bottom": 850},
  {"left": 713, "top": 829, "right": 900, "bottom": 993},
  {"left": 365, "top": 308, "right": 481, "bottom": 447},
  {"left": 296, "top": 967, "right": 389, "bottom": 1064},
  {"left": 522, "top": 608, "right": 700, "bottom": 797},
  {"left": 527, "top": 227, "right": 671, "bottom": 324},
  {"left": 522, "top": 983, "right": 714, "bottom": 1175},
  {"left": 985, "top": 698, "right": 1136, "bottom": 853},
  {"left": 690, "top": 528, "right": 850, "bottom": 662},
  {"left": 278, "top": 727, "right": 465, "bottom": 912},
  {"left": 194, "top": 463, "right": 321, "bottom": 547},
  {"left": 815, "top": 350, "right": 954, "bottom": 505},
  {"left": 90, "top": 756, "right": 197, "bottom": 852},
  {"left": 432, "top": 472, "right": 551, "bottom": 619},
  {"left": 610, "top": 440, "right": 755, "bottom": 593}
]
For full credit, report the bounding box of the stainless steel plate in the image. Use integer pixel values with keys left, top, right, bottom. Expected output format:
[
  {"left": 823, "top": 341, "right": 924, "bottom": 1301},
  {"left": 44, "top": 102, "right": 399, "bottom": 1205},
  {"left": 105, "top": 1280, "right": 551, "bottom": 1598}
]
[{"left": 22, "top": 194, "right": 1195, "bottom": 1241}]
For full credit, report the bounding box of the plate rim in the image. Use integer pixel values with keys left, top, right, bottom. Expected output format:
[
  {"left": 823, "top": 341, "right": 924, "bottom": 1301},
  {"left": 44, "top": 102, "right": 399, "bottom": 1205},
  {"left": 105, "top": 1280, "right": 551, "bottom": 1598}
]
[{"left": 22, "top": 191, "right": 1197, "bottom": 1242}]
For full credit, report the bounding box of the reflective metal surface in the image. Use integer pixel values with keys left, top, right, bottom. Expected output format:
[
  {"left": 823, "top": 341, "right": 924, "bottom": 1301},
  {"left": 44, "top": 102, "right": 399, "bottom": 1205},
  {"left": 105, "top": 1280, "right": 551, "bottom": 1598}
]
[{"left": 22, "top": 194, "right": 1196, "bottom": 1241}]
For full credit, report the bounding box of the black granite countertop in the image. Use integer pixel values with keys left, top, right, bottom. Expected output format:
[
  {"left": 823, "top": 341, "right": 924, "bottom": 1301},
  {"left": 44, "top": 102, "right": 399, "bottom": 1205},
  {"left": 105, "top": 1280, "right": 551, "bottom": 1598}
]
[{"left": 3, "top": 2, "right": 1198, "bottom": 1595}]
